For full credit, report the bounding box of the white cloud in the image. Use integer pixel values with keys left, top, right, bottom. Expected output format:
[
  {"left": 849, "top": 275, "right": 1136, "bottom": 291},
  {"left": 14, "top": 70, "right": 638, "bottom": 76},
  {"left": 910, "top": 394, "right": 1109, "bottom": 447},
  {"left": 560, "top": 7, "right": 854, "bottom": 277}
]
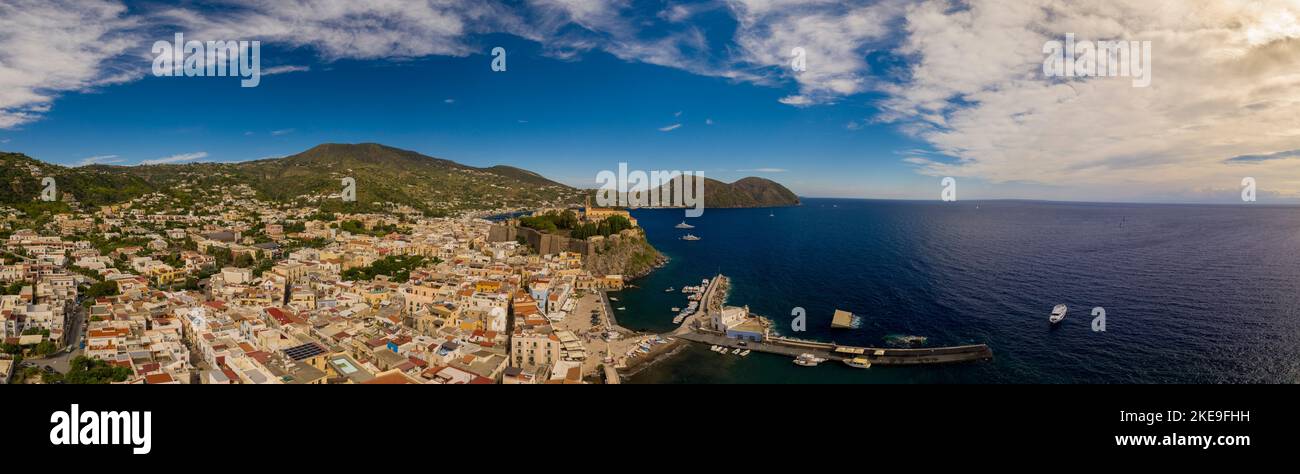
[
  {"left": 727, "top": 0, "right": 903, "bottom": 105},
  {"left": 705, "top": 118, "right": 714, "bottom": 125},
  {"left": 262, "top": 65, "right": 309, "bottom": 76},
  {"left": 270, "top": 129, "right": 294, "bottom": 136},
  {"left": 778, "top": 95, "right": 813, "bottom": 107},
  {"left": 0, "top": 0, "right": 141, "bottom": 128},
  {"left": 78, "top": 154, "right": 123, "bottom": 166},
  {"left": 445, "top": 99, "right": 456, "bottom": 104},
  {"left": 880, "top": 0, "right": 1300, "bottom": 200},
  {"left": 153, "top": 1, "right": 506, "bottom": 61},
  {"left": 140, "top": 151, "right": 208, "bottom": 165},
  {"left": 658, "top": 123, "right": 682, "bottom": 132}
]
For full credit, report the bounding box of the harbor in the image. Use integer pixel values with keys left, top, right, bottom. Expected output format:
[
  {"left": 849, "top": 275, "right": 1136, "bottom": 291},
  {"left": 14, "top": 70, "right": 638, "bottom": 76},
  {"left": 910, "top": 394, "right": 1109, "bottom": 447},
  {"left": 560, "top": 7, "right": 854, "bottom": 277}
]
[
  {"left": 608, "top": 272, "right": 993, "bottom": 378},
  {"left": 677, "top": 331, "right": 993, "bottom": 366}
]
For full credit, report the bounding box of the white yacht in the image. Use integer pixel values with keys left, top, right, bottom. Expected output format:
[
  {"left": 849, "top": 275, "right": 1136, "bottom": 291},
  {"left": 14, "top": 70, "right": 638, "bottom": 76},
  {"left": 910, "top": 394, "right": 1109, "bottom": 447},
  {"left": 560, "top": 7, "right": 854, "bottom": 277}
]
[
  {"left": 675, "top": 221, "right": 695, "bottom": 229},
  {"left": 680, "top": 234, "right": 700, "bottom": 241},
  {"left": 793, "top": 353, "right": 825, "bottom": 367},
  {"left": 1050, "top": 304, "right": 1068, "bottom": 324}
]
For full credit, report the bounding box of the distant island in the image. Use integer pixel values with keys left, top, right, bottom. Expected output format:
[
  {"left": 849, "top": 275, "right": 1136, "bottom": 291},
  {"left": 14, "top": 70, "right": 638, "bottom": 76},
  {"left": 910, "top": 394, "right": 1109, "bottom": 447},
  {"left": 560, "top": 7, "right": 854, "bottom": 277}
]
[{"left": 587, "top": 176, "right": 801, "bottom": 209}]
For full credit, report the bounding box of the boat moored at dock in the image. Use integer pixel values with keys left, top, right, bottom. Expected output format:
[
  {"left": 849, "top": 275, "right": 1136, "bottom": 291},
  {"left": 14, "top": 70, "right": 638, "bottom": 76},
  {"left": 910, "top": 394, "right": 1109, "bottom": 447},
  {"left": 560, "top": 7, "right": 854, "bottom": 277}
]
[
  {"left": 793, "top": 353, "right": 825, "bottom": 367},
  {"left": 844, "top": 357, "right": 873, "bottom": 369}
]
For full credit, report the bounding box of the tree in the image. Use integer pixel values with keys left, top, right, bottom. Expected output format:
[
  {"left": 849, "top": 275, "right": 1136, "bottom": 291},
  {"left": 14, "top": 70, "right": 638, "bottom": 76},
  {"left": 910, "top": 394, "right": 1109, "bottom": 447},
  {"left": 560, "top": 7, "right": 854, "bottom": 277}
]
[
  {"left": 84, "top": 280, "right": 119, "bottom": 300},
  {"left": 45, "top": 356, "right": 132, "bottom": 384},
  {"left": 1, "top": 281, "right": 25, "bottom": 295}
]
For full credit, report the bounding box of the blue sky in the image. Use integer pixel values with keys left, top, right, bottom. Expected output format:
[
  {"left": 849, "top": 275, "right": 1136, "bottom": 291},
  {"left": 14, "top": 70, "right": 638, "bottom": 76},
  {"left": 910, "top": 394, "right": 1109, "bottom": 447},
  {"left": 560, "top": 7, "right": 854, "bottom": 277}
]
[{"left": 2, "top": 1, "right": 1298, "bottom": 202}]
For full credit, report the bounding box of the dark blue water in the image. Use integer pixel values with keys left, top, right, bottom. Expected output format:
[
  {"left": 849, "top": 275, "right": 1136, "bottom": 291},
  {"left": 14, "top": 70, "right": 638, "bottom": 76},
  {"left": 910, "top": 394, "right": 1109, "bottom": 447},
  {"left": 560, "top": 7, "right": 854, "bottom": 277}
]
[{"left": 618, "top": 199, "right": 1300, "bottom": 383}]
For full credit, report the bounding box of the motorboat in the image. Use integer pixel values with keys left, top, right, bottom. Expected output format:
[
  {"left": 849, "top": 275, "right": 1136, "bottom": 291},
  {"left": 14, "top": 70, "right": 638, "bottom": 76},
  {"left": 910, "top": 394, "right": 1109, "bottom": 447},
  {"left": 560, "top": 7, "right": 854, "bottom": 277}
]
[
  {"left": 1050, "top": 304, "right": 1068, "bottom": 324},
  {"left": 844, "top": 357, "right": 872, "bottom": 369},
  {"left": 793, "top": 353, "right": 824, "bottom": 367}
]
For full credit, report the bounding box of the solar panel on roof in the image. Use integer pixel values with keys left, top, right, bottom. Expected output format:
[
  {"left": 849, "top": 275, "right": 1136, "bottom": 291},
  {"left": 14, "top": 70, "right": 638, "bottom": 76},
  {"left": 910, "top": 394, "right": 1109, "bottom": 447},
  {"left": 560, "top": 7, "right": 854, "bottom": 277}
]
[{"left": 284, "top": 342, "right": 325, "bottom": 361}]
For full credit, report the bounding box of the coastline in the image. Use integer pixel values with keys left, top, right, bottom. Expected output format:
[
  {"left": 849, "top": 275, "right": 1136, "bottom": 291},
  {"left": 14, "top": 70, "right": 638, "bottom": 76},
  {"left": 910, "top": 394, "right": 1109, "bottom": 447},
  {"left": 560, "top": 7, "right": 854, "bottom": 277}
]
[{"left": 613, "top": 269, "right": 732, "bottom": 381}]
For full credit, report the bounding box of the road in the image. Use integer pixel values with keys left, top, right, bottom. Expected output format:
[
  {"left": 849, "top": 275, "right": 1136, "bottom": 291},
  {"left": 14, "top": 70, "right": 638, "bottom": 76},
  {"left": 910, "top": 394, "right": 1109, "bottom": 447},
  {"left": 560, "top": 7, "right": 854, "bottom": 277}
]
[{"left": 32, "top": 298, "right": 87, "bottom": 373}]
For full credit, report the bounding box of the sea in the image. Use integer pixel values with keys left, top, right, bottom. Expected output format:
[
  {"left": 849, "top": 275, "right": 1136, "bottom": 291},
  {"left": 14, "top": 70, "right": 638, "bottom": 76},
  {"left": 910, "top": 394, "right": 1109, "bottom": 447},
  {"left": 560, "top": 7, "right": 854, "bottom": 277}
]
[{"left": 614, "top": 198, "right": 1300, "bottom": 384}]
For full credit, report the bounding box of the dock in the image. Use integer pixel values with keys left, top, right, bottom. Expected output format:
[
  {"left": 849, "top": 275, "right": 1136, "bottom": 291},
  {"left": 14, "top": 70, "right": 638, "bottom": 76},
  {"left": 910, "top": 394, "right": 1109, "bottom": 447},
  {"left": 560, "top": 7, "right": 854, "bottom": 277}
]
[
  {"left": 670, "top": 274, "right": 725, "bottom": 334},
  {"left": 678, "top": 330, "right": 992, "bottom": 366}
]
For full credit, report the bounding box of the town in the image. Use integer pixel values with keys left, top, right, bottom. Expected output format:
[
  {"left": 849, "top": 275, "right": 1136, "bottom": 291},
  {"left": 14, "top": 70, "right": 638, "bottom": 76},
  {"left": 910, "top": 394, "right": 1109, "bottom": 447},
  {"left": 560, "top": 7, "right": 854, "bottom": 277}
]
[{"left": 0, "top": 180, "right": 657, "bottom": 385}]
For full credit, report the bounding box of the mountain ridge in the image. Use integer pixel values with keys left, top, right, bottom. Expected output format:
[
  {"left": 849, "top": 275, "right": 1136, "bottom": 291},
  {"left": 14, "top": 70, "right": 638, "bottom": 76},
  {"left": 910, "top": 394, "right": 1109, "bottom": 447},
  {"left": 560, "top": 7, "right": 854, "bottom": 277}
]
[{"left": 2, "top": 143, "right": 799, "bottom": 213}]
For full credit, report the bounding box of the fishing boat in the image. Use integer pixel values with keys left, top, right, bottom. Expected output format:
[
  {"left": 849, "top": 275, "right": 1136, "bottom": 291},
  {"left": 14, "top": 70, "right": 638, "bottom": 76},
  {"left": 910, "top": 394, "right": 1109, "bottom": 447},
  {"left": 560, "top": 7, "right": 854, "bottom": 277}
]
[
  {"left": 671, "top": 307, "right": 681, "bottom": 312},
  {"left": 844, "top": 357, "right": 872, "bottom": 369},
  {"left": 664, "top": 287, "right": 674, "bottom": 292},
  {"left": 680, "top": 234, "right": 701, "bottom": 241},
  {"left": 1050, "top": 304, "right": 1068, "bottom": 324},
  {"left": 616, "top": 306, "right": 626, "bottom": 311},
  {"left": 674, "top": 221, "right": 695, "bottom": 229},
  {"left": 739, "top": 350, "right": 750, "bottom": 357},
  {"left": 710, "top": 345, "right": 720, "bottom": 352},
  {"left": 731, "top": 348, "right": 742, "bottom": 355},
  {"left": 793, "top": 353, "right": 825, "bottom": 367}
]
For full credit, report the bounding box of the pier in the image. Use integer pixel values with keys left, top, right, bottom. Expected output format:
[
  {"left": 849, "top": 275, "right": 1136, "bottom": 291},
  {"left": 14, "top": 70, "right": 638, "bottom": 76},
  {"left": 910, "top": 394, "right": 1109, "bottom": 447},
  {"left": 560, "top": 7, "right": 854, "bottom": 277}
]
[
  {"left": 667, "top": 273, "right": 992, "bottom": 367},
  {"left": 670, "top": 274, "right": 724, "bottom": 334},
  {"left": 678, "top": 331, "right": 993, "bottom": 365}
]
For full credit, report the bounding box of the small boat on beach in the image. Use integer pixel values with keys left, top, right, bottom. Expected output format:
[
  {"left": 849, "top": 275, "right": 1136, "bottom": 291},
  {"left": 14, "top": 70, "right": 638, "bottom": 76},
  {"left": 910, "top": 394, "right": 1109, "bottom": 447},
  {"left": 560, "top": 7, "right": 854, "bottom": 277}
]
[
  {"left": 844, "top": 357, "right": 872, "bottom": 369},
  {"left": 731, "top": 348, "right": 742, "bottom": 355},
  {"left": 1050, "top": 304, "right": 1068, "bottom": 324}
]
